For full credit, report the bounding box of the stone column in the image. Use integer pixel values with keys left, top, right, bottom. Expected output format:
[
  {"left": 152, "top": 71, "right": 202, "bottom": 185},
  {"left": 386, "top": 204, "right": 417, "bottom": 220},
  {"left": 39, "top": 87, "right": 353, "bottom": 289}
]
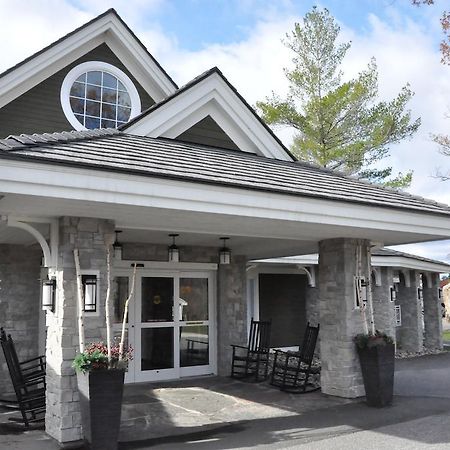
[
  {"left": 45, "top": 217, "right": 115, "bottom": 444},
  {"left": 396, "top": 270, "right": 423, "bottom": 352},
  {"left": 372, "top": 267, "right": 396, "bottom": 341},
  {"left": 0, "top": 245, "right": 42, "bottom": 396},
  {"left": 217, "top": 255, "right": 247, "bottom": 376},
  {"left": 423, "top": 272, "right": 443, "bottom": 350},
  {"left": 318, "top": 238, "right": 370, "bottom": 398}
]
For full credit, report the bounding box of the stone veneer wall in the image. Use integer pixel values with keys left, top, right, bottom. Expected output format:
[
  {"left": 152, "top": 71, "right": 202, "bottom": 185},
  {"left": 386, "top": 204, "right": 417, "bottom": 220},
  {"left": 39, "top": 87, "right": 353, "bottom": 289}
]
[
  {"left": 45, "top": 217, "right": 115, "bottom": 444},
  {"left": 121, "top": 243, "right": 248, "bottom": 376},
  {"left": 423, "top": 272, "right": 443, "bottom": 350},
  {"left": 372, "top": 267, "right": 396, "bottom": 341},
  {"left": 217, "top": 256, "right": 248, "bottom": 375},
  {"left": 395, "top": 270, "right": 423, "bottom": 352},
  {"left": 0, "top": 244, "right": 42, "bottom": 396},
  {"left": 318, "top": 238, "right": 370, "bottom": 398}
]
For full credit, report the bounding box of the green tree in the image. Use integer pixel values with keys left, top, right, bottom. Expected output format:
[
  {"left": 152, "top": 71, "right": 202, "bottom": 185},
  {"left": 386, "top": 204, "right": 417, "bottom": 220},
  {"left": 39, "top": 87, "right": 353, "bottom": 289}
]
[{"left": 257, "top": 7, "right": 420, "bottom": 188}]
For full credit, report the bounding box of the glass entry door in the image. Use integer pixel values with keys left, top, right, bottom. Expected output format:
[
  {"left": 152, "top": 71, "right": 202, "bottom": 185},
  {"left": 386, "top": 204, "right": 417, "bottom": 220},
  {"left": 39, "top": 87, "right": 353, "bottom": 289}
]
[{"left": 134, "top": 271, "right": 215, "bottom": 382}]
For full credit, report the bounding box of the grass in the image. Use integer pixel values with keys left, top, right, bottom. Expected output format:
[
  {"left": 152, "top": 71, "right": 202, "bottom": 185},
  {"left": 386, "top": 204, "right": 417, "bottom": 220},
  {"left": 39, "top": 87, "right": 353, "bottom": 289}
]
[{"left": 443, "top": 330, "right": 450, "bottom": 341}]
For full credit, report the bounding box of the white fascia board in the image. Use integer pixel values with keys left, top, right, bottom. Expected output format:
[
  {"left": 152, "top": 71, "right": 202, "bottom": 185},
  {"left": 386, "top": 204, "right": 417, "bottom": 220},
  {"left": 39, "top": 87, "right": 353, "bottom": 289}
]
[
  {"left": 253, "top": 254, "right": 450, "bottom": 274},
  {"left": 252, "top": 255, "right": 319, "bottom": 265},
  {"left": 371, "top": 256, "right": 450, "bottom": 274},
  {"left": 1, "top": 159, "right": 450, "bottom": 241},
  {"left": 0, "top": 13, "right": 175, "bottom": 109},
  {"left": 125, "top": 73, "right": 292, "bottom": 161}
]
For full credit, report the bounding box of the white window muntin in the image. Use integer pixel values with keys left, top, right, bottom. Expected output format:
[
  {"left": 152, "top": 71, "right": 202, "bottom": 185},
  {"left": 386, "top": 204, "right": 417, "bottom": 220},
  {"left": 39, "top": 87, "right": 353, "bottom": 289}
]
[{"left": 61, "top": 61, "right": 141, "bottom": 131}]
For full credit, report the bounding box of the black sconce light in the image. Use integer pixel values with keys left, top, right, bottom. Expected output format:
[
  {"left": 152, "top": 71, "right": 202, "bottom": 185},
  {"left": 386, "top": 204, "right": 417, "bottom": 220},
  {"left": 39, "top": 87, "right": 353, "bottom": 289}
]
[
  {"left": 390, "top": 286, "right": 397, "bottom": 302},
  {"left": 417, "top": 287, "right": 423, "bottom": 300},
  {"left": 113, "top": 230, "right": 123, "bottom": 260},
  {"left": 168, "top": 234, "right": 180, "bottom": 262},
  {"left": 439, "top": 288, "right": 443, "bottom": 299},
  {"left": 42, "top": 278, "right": 56, "bottom": 312},
  {"left": 82, "top": 275, "right": 97, "bottom": 312},
  {"left": 219, "top": 237, "right": 231, "bottom": 265}
]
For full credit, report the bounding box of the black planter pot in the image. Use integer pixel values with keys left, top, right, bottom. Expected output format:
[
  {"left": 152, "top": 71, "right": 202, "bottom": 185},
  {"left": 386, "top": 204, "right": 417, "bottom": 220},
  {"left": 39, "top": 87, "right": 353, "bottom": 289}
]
[
  {"left": 357, "top": 343, "right": 395, "bottom": 407},
  {"left": 77, "top": 369, "right": 125, "bottom": 450}
]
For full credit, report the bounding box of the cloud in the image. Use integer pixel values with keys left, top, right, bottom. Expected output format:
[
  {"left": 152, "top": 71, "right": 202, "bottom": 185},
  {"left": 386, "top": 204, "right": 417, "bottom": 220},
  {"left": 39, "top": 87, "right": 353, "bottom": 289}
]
[{"left": 0, "top": 1, "right": 449, "bottom": 261}]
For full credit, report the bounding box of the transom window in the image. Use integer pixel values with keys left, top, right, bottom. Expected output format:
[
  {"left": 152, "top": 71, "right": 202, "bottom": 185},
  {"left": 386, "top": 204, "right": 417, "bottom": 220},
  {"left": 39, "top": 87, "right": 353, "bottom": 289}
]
[{"left": 61, "top": 61, "right": 141, "bottom": 131}]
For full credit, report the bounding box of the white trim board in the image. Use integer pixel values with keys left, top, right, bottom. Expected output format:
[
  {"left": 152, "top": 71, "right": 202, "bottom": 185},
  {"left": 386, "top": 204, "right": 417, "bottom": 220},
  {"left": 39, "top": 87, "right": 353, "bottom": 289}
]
[
  {"left": 252, "top": 254, "right": 450, "bottom": 274},
  {"left": 0, "top": 10, "right": 176, "bottom": 110},
  {"left": 124, "top": 70, "right": 293, "bottom": 161},
  {"left": 1, "top": 159, "right": 450, "bottom": 244}
]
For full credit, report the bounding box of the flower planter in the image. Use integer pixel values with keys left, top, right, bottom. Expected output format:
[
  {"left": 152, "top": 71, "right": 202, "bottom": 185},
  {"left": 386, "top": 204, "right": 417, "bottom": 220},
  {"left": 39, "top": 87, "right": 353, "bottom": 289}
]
[
  {"left": 357, "top": 343, "right": 395, "bottom": 407},
  {"left": 77, "top": 368, "right": 125, "bottom": 450}
]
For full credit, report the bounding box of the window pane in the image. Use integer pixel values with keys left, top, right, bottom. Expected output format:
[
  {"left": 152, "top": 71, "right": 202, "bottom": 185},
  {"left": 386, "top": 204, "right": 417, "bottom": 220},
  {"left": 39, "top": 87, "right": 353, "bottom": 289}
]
[
  {"left": 75, "top": 73, "right": 86, "bottom": 83},
  {"left": 141, "top": 328, "right": 174, "bottom": 370},
  {"left": 117, "top": 106, "right": 131, "bottom": 122},
  {"left": 85, "top": 116, "right": 100, "bottom": 129},
  {"left": 70, "top": 82, "right": 85, "bottom": 98},
  {"left": 118, "top": 80, "right": 127, "bottom": 92},
  {"left": 102, "top": 87, "right": 117, "bottom": 104},
  {"left": 118, "top": 91, "right": 131, "bottom": 107},
  {"left": 101, "top": 119, "right": 116, "bottom": 129},
  {"left": 74, "top": 114, "right": 85, "bottom": 126},
  {"left": 179, "top": 278, "right": 208, "bottom": 321},
  {"left": 85, "top": 100, "right": 100, "bottom": 117},
  {"left": 70, "top": 97, "right": 84, "bottom": 114},
  {"left": 87, "top": 71, "right": 102, "bottom": 85},
  {"left": 141, "top": 277, "right": 173, "bottom": 322},
  {"left": 113, "top": 277, "right": 129, "bottom": 323},
  {"left": 86, "top": 85, "right": 101, "bottom": 101},
  {"left": 103, "top": 72, "right": 117, "bottom": 89},
  {"left": 102, "top": 103, "right": 116, "bottom": 120},
  {"left": 180, "top": 325, "right": 209, "bottom": 367}
]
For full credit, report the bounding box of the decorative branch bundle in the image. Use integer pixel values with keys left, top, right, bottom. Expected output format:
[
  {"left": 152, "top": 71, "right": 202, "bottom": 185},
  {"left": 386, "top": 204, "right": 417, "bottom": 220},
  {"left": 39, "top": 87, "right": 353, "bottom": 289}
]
[
  {"left": 74, "top": 248, "right": 85, "bottom": 353},
  {"left": 119, "top": 263, "right": 137, "bottom": 361}
]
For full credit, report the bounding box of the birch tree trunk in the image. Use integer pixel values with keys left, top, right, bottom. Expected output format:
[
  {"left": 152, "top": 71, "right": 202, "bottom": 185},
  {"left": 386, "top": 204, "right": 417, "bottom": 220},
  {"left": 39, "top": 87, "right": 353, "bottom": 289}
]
[
  {"left": 74, "top": 248, "right": 85, "bottom": 353},
  {"left": 105, "top": 246, "right": 112, "bottom": 364},
  {"left": 366, "top": 246, "right": 376, "bottom": 335},
  {"left": 119, "top": 264, "right": 137, "bottom": 361}
]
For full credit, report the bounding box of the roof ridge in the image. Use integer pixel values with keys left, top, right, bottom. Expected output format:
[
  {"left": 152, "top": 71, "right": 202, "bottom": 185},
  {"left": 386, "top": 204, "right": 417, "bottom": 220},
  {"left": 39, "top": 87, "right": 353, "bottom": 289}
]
[{"left": 0, "top": 128, "right": 120, "bottom": 151}]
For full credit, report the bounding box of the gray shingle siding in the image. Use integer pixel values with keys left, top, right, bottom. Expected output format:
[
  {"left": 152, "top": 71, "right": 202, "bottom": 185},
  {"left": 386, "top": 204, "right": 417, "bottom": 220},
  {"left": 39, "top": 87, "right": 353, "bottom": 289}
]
[
  {"left": 0, "top": 44, "right": 155, "bottom": 138},
  {"left": 177, "top": 116, "right": 240, "bottom": 151}
]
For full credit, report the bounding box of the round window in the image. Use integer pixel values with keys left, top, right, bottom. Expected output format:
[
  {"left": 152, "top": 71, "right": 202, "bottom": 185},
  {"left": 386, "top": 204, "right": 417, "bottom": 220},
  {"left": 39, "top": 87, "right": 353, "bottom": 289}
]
[{"left": 61, "top": 61, "right": 141, "bottom": 131}]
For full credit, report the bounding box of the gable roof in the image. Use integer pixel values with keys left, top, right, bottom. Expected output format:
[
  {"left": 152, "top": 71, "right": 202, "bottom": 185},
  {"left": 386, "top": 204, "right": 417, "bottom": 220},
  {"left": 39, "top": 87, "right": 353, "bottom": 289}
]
[
  {"left": 121, "top": 67, "right": 296, "bottom": 161},
  {"left": 0, "top": 129, "right": 449, "bottom": 218},
  {"left": 0, "top": 9, "right": 177, "bottom": 109}
]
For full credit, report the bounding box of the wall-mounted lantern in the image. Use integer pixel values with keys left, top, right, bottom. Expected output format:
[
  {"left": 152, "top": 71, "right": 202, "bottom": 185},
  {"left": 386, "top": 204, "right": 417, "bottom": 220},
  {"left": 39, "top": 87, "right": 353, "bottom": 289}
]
[
  {"left": 439, "top": 288, "right": 443, "bottom": 299},
  {"left": 390, "top": 286, "right": 397, "bottom": 302},
  {"left": 417, "top": 287, "right": 424, "bottom": 300},
  {"left": 219, "top": 237, "right": 231, "bottom": 265},
  {"left": 82, "top": 275, "right": 97, "bottom": 312},
  {"left": 113, "top": 230, "right": 123, "bottom": 260},
  {"left": 42, "top": 278, "right": 56, "bottom": 312},
  {"left": 168, "top": 234, "right": 180, "bottom": 263}
]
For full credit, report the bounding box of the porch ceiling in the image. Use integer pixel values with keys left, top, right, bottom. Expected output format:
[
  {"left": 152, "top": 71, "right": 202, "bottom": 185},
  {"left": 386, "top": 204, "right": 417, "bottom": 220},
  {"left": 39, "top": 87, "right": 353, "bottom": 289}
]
[{"left": 1, "top": 192, "right": 449, "bottom": 260}]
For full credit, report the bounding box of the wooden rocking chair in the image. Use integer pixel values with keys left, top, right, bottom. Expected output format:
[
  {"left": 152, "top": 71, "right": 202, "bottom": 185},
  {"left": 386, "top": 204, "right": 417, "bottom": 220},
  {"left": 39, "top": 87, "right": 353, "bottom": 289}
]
[
  {"left": 270, "top": 322, "right": 320, "bottom": 393},
  {"left": 0, "top": 328, "right": 46, "bottom": 427},
  {"left": 231, "top": 318, "right": 271, "bottom": 382}
]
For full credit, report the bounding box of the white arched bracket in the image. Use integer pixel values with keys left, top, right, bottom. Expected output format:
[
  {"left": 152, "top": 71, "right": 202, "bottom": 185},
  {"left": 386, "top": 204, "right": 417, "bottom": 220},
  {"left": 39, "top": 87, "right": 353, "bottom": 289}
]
[
  {"left": 399, "top": 269, "right": 411, "bottom": 288},
  {"left": 6, "top": 217, "right": 58, "bottom": 268},
  {"left": 297, "top": 265, "right": 316, "bottom": 287},
  {"left": 421, "top": 272, "right": 433, "bottom": 289},
  {"left": 372, "top": 267, "right": 382, "bottom": 287}
]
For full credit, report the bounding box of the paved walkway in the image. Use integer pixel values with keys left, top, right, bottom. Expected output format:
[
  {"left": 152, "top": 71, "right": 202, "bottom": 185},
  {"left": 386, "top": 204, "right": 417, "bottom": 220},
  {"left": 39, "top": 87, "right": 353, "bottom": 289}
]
[{"left": 2, "top": 352, "right": 450, "bottom": 449}]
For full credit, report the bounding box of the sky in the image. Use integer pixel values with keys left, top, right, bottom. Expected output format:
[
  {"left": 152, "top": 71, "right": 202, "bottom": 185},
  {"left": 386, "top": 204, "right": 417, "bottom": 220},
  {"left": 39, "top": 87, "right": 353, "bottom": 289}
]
[{"left": 1, "top": 0, "right": 449, "bottom": 263}]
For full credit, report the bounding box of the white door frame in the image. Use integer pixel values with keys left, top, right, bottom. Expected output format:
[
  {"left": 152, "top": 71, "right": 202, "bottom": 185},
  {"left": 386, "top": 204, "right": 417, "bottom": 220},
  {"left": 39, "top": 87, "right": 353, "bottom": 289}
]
[{"left": 113, "top": 262, "right": 217, "bottom": 383}]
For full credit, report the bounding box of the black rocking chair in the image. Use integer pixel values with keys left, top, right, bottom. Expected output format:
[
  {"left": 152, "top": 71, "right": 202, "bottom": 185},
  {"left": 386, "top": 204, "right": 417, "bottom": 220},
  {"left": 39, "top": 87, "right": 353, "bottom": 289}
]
[
  {"left": 231, "top": 318, "right": 271, "bottom": 382},
  {"left": 0, "top": 328, "right": 46, "bottom": 427},
  {"left": 270, "top": 322, "right": 320, "bottom": 393}
]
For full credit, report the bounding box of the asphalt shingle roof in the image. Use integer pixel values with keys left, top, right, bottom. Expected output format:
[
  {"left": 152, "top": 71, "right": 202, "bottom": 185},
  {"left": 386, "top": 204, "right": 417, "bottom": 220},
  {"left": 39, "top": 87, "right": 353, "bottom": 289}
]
[{"left": 1, "top": 128, "right": 450, "bottom": 217}]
